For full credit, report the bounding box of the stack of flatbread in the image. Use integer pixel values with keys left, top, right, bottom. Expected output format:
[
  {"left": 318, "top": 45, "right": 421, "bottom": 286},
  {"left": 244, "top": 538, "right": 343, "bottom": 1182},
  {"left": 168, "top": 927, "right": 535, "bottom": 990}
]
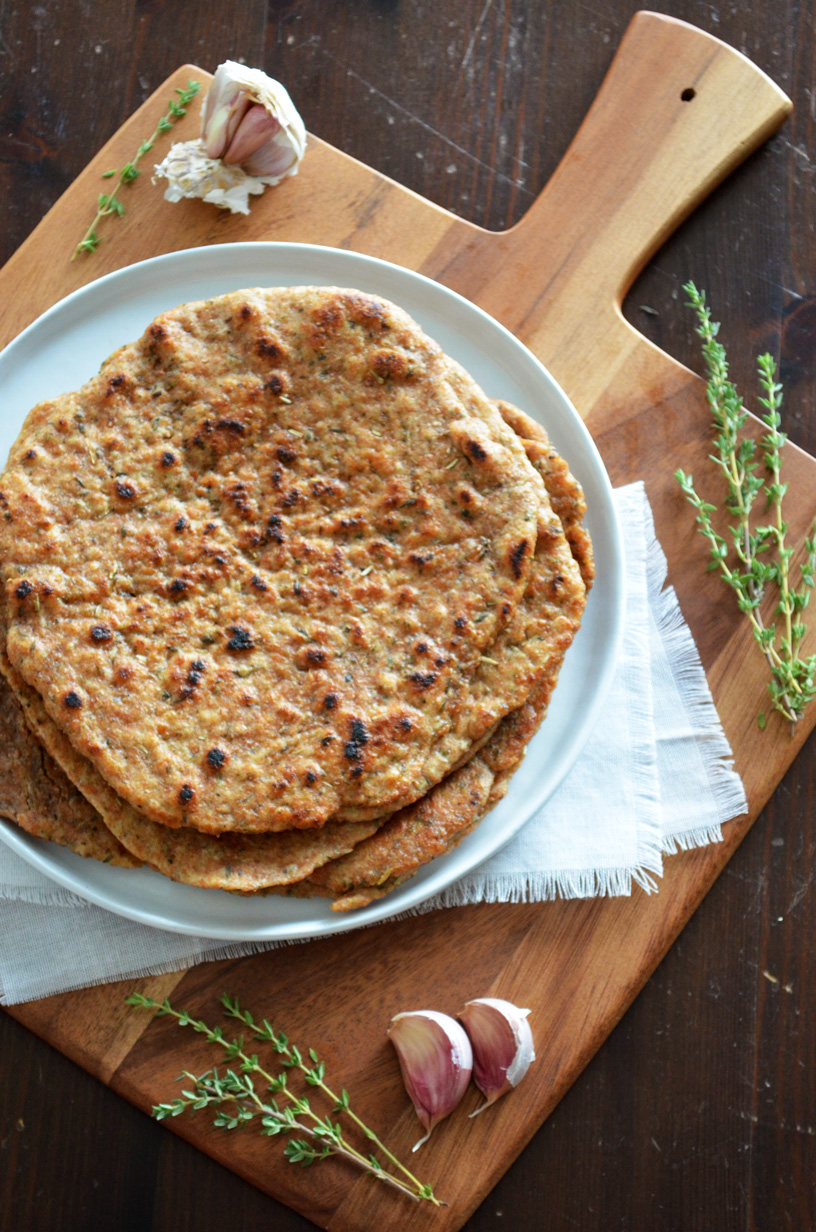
[{"left": 0, "top": 287, "right": 592, "bottom": 912}]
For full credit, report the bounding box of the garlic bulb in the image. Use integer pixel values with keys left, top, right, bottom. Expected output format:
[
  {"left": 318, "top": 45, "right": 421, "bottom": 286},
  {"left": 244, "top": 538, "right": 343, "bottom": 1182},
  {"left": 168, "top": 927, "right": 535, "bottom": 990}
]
[
  {"left": 458, "top": 998, "right": 535, "bottom": 1114},
  {"left": 388, "top": 1011, "right": 473, "bottom": 1151},
  {"left": 155, "top": 62, "right": 306, "bottom": 213},
  {"left": 201, "top": 60, "right": 306, "bottom": 182},
  {"left": 153, "top": 140, "right": 270, "bottom": 215}
]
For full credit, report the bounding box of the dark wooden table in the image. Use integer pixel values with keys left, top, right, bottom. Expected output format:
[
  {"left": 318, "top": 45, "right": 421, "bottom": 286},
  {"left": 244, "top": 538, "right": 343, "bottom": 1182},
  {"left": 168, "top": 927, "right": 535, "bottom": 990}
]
[{"left": 1, "top": 3, "right": 815, "bottom": 1229}]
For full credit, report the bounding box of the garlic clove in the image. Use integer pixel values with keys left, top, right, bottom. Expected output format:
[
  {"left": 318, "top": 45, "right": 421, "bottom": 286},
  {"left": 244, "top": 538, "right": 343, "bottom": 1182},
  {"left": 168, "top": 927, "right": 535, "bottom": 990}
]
[
  {"left": 223, "top": 103, "right": 280, "bottom": 166},
  {"left": 388, "top": 1010, "right": 473, "bottom": 1151},
  {"left": 202, "top": 91, "right": 251, "bottom": 161},
  {"left": 458, "top": 998, "right": 535, "bottom": 1115},
  {"left": 201, "top": 60, "right": 306, "bottom": 184},
  {"left": 241, "top": 125, "right": 303, "bottom": 181}
]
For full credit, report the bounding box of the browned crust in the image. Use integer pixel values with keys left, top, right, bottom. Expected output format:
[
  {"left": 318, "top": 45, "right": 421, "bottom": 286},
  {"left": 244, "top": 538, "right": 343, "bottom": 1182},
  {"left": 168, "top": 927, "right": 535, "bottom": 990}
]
[
  {"left": 493, "top": 401, "right": 595, "bottom": 590},
  {"left": 0, "top": 672, "right": 138, "bottom": 867}
]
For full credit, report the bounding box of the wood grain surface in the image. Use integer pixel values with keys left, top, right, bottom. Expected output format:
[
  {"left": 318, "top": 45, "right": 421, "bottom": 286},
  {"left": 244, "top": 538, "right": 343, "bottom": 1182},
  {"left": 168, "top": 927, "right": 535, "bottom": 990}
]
[{"left": 1, "top": 4, "right": 815, "bottom": 1231}]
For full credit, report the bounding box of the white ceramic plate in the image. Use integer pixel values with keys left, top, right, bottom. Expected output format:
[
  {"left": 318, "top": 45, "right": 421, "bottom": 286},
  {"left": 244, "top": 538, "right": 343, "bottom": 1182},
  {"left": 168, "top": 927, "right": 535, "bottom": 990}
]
[{"left": 0, "top": 242, "right": 624, "bottom": 940}]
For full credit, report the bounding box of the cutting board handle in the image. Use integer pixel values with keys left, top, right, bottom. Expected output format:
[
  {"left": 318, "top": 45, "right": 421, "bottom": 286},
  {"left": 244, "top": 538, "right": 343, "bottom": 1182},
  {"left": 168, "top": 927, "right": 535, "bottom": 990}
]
[
  {"left": 518, "top": 10, "right": 791, "bottom": 292},
  {"left": 480, "top": 11, "right": 792, "bottom": 416}
]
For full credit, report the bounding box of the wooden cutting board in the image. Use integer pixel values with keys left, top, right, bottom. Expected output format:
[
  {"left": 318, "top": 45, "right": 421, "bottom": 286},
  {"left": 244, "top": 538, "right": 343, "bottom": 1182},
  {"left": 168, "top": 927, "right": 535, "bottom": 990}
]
[{"left": 2, "top": 12, "right": 813, "bottom": 1229}]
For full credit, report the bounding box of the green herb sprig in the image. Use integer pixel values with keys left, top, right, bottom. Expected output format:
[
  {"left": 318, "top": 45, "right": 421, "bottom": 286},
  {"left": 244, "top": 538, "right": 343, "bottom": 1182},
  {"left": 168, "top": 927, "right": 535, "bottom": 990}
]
[
  {"left": 676, "top": 281, "right": 816, "bottom": 730},
  {"left": 126, "top": 992, "right": 441, "bottom": 1205},
  {"left": 72, "top": 80, "right": 201, "bottom": 261}
]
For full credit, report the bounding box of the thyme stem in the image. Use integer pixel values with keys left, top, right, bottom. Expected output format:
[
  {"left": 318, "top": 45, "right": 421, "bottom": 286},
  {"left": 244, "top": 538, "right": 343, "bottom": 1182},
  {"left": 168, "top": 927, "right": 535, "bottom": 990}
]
[{"left": 72, "top": 80, "right": 201, "bottom": 261}]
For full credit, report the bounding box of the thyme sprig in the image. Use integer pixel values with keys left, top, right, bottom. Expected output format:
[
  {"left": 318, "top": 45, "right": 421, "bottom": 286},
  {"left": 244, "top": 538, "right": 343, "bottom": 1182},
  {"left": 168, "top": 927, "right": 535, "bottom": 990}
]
[
  {"left": 126, "top": 992, "right": 441, "bottom": 1205},
  {"left": 219, "top": 994, "right": 430, "bottom": 1197},
  {"left": 676, "top": 281, "right": 816, "bottom": 729},
  {"left": 72, "top": 80, "right": 201, "bottom": 261}
]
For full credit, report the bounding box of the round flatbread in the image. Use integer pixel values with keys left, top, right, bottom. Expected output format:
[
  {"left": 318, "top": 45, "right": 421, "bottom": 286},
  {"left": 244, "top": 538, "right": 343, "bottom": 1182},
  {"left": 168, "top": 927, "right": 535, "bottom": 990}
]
[{"left": 1, "top": 287, "right": 547, "bottom": 833}]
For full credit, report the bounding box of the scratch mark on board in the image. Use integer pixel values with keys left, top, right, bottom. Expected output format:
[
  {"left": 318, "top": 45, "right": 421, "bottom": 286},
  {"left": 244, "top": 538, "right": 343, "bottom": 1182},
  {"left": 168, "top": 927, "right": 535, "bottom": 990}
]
[{"left": 461, "top": 0, "right": 496, "bottom": 70}]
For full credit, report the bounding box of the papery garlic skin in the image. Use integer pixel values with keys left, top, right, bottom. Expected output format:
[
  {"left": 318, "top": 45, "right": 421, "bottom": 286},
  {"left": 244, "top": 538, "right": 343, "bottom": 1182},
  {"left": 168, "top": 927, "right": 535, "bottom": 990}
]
[
  {"left": 201, "top": 60, "right": 306, "bottom": 183},
  {"left": 388, "top": 1011, "right": 473, "bottom": 1151},
  {"left": 459, "top": 998, "right": 535, "bottom": 1115},
  {"left": 153, "top": 140, "right": 269, "bottom": 215}
]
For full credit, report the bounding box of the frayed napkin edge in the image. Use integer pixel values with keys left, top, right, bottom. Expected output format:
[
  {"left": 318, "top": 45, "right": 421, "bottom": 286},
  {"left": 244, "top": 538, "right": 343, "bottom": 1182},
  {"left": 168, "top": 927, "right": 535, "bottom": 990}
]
[
  {"left": 642, "top": 488, "right": 748, "bottom": 854},
  {"left": 2, "top": 882, "right": 90, "bottom": 908}
]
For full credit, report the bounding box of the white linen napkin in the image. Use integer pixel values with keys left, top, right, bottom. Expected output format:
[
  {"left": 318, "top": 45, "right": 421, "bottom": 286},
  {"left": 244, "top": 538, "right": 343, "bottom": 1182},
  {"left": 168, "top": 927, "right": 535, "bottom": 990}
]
[{"left": 0, "top": 483, "right": 747, "bottom": 1004}]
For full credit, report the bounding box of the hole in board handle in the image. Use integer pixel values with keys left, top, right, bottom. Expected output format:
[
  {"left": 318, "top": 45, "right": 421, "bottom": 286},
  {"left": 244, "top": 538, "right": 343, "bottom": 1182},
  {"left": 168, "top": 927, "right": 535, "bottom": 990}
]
[{"left": 680, "top": 87, "right": 696, "bottom": 101}]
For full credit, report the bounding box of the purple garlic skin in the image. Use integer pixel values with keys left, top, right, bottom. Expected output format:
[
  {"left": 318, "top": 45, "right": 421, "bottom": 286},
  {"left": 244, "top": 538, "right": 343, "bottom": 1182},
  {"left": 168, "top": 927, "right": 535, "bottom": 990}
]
[
  {"left": 388, "top": 1010, "right": 473, "bottom": 1150},
  {"left": 459, "top": 998, "right": 535, "bottom": 1114}
]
